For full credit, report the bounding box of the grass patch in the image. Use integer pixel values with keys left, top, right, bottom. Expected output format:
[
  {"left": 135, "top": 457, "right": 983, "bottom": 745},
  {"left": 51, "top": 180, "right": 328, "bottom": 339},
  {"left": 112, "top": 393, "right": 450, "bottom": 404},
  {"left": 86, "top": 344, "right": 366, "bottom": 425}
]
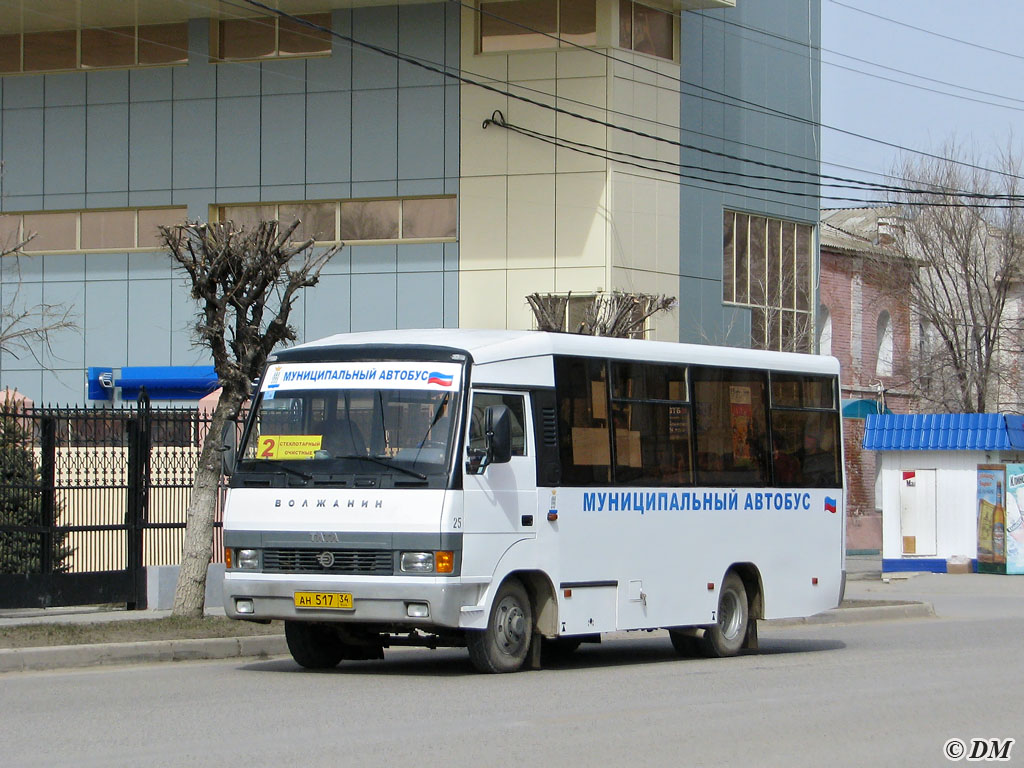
[{"left": 0, "top": 616, "right": 283, "bottom": 649}]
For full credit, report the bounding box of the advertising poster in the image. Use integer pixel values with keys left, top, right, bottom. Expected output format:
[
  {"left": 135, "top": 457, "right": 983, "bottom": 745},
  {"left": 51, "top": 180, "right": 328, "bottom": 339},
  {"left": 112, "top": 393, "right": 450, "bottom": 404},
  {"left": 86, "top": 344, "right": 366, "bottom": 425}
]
[
  {"left": 976, "top": 466, "right": 1004, "bottom": 570},
  {"left": 1005, "top": 464, "right": 1024, "bottom": 575},
  {"left": 729, "top": 385, "right": 753, "bottom": 462}
]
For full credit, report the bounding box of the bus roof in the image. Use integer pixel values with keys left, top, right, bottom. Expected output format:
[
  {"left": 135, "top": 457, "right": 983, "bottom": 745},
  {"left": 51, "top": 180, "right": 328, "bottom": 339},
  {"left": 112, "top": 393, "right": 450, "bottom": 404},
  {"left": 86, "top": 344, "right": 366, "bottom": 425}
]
[{"left": 285, "top": 329, "right": 839, "bottom": 375}]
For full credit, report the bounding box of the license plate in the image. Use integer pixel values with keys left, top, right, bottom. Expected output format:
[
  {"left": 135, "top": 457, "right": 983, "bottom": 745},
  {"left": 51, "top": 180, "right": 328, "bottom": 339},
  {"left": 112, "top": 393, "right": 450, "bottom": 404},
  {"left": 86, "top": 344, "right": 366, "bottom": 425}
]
[{"left": 294, "top": 591, "right": 353, "bottom": 610}]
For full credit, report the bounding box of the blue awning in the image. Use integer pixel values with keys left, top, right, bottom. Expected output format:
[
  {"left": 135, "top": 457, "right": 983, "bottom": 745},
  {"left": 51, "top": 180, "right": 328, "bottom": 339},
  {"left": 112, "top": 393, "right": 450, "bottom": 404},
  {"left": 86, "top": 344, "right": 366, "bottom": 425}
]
[
  {"left": 86, "top": 366, "right": 219, "bottom": 401},
  {"left": 863, "top": 413, "right": 1024, "bottom": 451}
]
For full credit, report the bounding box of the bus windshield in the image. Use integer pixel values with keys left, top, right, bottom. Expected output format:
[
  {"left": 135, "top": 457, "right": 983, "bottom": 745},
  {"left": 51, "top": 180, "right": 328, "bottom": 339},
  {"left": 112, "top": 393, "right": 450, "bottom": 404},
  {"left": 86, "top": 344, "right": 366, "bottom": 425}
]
[{"left": 238, "top": 361, "right": 462, "bottom": 480}]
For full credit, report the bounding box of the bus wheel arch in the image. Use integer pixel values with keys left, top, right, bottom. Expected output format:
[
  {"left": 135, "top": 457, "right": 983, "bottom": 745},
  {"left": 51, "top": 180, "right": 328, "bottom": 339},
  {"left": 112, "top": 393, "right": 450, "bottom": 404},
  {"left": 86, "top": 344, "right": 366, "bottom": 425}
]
[
  {"left": 704, "top": 564, "right": 763, "bottom": 657},
  {"left": 729, "top": 562, "right": 763, "bottom": 650},
  {"left": 513, "top": 569, "right": 558, "bottom": 637}
]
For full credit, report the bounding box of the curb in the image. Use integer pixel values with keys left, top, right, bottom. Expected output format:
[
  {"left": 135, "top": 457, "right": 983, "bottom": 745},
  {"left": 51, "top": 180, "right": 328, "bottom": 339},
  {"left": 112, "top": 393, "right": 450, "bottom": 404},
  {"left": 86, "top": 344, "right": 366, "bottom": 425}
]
[
  {"left": 0, "top": 634, "right": 287, "bottom": 674},
  {"left": 767, "top": 600, "right": 935, "bottom": 627},
  {"left": 0, "top": 601, "right": 935, "bottom": 673}
]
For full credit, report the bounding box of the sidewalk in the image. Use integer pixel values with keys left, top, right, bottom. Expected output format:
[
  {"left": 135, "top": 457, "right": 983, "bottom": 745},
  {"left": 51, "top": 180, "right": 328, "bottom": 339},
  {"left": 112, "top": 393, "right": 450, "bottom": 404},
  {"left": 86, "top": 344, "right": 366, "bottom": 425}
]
[{"left": 3, "top": 553, "right": 998, "bottom": 675}]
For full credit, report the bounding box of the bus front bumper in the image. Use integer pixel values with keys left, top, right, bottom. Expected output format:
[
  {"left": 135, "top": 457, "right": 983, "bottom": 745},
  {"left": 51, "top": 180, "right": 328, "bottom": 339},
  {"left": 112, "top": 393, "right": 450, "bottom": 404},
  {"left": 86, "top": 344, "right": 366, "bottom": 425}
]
[{"left": 223, "top": 573, "right": 482, "bottom": 629}]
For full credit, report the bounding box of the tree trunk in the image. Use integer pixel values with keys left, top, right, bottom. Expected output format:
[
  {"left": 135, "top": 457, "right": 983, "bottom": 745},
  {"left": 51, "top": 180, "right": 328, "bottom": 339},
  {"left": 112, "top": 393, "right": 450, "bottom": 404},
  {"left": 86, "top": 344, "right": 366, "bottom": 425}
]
[{"left": 172, "top": 391, "right": 244, "bottom": 617}]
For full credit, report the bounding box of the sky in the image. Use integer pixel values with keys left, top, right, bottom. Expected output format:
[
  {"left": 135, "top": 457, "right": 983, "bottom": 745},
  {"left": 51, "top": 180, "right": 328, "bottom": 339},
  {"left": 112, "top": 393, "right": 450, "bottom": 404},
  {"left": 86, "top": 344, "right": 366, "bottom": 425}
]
[{"left": 819, "top": 0, "right": 1024, "bottom": 207}]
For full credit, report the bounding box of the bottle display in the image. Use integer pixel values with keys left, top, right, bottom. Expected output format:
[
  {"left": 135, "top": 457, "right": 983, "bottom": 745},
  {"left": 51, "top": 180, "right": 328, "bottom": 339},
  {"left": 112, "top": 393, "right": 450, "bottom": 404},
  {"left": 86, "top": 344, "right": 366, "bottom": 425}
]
[
  {"left": 978, "top": 498, "right": 995, "bottom": 563},
  {"left": 994, "top": 480, "right": 1006, "bottom": 563}
]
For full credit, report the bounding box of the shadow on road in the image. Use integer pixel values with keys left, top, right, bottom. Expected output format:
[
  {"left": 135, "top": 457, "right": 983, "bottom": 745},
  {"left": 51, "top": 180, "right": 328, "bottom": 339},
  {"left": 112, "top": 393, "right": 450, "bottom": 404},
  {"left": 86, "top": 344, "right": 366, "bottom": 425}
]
[{"left": 238, "top": 634, "right": 846, "bottom": 676}]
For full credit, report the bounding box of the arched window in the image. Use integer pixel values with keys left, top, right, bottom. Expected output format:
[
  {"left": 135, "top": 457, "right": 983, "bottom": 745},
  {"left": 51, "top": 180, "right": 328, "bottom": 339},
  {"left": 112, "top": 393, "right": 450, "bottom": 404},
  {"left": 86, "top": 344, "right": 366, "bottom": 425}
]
[
  {"left": 876, "top": 311, "right": 893, "bottom": 377},
  {"left": 818, "top": 306, "right": 832, "bottom": 356}
]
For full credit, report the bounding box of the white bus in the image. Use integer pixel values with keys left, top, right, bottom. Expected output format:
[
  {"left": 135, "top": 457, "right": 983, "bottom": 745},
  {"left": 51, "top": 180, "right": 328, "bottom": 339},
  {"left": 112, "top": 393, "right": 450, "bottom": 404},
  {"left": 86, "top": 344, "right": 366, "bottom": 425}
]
[{"left": 222, "top": 329, "right": 845, "bottom": 673}]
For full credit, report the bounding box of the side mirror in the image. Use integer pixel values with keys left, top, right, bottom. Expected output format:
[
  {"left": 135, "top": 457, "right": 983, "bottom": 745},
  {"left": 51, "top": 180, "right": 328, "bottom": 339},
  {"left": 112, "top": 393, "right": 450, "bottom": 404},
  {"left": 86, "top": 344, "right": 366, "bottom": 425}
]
[
  {"left": 218, "top": 421, "right": 238, "bottom": 476},
  {"left": 465, "top": 404, "right": 513, "bottom": 474},
  {"left": 485, "top": 404, "right": 512, "bottom": 464}
]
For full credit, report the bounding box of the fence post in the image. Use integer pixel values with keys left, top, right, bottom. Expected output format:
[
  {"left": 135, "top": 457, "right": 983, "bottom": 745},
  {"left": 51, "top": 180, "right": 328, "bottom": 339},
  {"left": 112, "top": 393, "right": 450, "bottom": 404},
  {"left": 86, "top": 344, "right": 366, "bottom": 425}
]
[
  {"left": 126, "top": 400, "right": 151, "bottom": 610},
  {"left": 39, "top": 416, "right": 57, "bottom": 575}
]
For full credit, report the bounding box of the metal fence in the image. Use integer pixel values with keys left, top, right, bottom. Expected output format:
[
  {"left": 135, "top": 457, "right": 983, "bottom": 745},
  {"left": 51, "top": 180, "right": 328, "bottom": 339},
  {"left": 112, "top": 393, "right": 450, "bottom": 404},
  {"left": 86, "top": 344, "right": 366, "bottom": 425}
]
[{"left": 0, "top": 401, "right": 222, "bottom": 609}]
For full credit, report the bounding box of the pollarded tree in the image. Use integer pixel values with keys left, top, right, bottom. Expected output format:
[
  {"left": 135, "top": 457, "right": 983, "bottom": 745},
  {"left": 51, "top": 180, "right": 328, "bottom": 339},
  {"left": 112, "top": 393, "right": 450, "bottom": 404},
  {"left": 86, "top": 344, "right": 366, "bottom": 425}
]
[
  {"left": 526, "top": 291, "right": 676, "bottom": 337},
  {"left": 162, "top": 219, "right": 340, "bottom": 617},
  {"left": 870, "top": 142, "right": 1024, "bottom": 413}
]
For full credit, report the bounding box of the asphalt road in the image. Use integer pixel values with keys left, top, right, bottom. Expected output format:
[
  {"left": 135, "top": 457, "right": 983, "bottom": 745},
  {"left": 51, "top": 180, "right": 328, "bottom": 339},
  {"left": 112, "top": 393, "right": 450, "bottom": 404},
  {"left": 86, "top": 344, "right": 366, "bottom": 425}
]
[{"left": 2, "top": 604, "right": 1018, "bottom": 768}]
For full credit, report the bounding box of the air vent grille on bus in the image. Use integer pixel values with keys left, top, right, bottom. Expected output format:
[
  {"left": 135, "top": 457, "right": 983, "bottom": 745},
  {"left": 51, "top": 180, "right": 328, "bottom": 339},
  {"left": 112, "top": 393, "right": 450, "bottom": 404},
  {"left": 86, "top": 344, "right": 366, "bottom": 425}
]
[
  {"left": 541, "top": 407, "right": 558, "bottom": 446},
  {"left": 262, "top": 548, "right": 394, "bottom": 575}
]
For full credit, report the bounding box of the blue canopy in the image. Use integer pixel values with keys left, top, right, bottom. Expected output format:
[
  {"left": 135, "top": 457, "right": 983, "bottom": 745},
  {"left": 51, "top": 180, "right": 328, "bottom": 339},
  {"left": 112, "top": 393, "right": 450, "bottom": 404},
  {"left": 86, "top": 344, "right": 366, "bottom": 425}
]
[{"left": 863, "top": 413, "right": 1024, "bottom": 451}]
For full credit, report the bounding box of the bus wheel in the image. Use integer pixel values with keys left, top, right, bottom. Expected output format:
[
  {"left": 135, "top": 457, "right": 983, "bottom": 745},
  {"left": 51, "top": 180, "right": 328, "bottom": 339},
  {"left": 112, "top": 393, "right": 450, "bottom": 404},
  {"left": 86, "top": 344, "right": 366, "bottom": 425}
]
[
  {"left": 285, "top": 621, "right": 346, "bottom": 669},
  {"left": 467, "top": 578, "right": 533, "bottom": 673},
  {"left": 702, "top": 572, "right": 749, "bottom": 658}
]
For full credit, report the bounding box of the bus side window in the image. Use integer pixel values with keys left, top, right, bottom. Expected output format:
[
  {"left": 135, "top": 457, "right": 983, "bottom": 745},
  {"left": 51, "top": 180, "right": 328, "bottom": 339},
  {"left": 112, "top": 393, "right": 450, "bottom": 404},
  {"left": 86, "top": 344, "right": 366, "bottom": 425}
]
[{"left": 470, "top": 393, "right": 526, "bottom": 456}]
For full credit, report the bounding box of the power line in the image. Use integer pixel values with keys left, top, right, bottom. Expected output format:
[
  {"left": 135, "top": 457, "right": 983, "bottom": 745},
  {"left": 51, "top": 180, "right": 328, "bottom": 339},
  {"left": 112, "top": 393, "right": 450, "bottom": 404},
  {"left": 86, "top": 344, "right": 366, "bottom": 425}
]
[
  {"left": 235, "top": 0, "right": 1023, "bottom": 200},
  {"left": 455, "top": 0, "right": 1024, "bottom": 183},
  {"left": 827, "top": 0, "right": 1024, "bottom": 62},
  {"left": 483, "top": 111, "right": 1024, "bottom": 209},
  {"left": 11, "top": 0, "right": 1016, "bottom": 203},
  {"left": 688, "top": 4, "right": 1024, "bottom": 110}
]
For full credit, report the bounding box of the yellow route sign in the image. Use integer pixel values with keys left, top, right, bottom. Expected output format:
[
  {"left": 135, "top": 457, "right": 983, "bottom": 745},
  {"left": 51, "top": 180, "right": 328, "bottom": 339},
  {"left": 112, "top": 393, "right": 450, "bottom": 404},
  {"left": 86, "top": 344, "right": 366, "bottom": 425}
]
[{"left": 257, "top": 435, "right": 323, "bottom": 460}]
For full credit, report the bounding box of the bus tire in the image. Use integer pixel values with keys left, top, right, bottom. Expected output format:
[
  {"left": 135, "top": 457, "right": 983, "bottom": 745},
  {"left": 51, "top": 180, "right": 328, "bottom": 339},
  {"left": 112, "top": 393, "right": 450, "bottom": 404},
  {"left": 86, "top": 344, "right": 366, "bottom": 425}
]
[
  {"left": 702, "top": 572, "right": 749, "bottom": 658},
  {"left": 467, "top": 578, "right": 533, "bottom": 673},
  {"left": 285, "top": 621, "right": 346, "bottom": 669}
]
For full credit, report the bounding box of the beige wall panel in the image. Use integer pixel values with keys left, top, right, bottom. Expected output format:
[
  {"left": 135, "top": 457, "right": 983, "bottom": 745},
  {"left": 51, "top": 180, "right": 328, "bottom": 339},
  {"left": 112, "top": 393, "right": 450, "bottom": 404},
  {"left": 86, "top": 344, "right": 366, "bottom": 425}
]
[
  {"left": 460, "top": 175, "right": 508, "bottom": 270},
  {"left": 611, "top": 50, "right": 637, "bottom": 81},
  {"left": 555, "top": 76, "right": 608, "bottom": 174},
  {"left": 506, "top": 80, "right": 556, "bottom": 175},
  {"left": 508, "top": 50, "right": 557, "bottom": 81},
  {"left": 556, "top": 47, "right": 608, "bottom": 79},
  {"left": 461, "top": 85, "right": 510, "bottom": 178},
  {"left": 656, "top": 84, "right": 681, "bottom": 164},
  {"left": 555, "top": 172, "right": 608, "bottom": 269},
  {"left": 506, "top": 267, "right": 556, "bottom": 330},
  {"left": 631, "top": 81, "right": 661, "bottom": 163},
  {"left": 609, "top": 77, "right": 636, "bottom": 158},
  {"left": 609, "top": 171, "right": 634, "bottom": 269},
  {"left": 631, "top": 175, "right": 659, "bottom": 272},
  {"left": 507, "top": 174, "right": 556, "bottom": 269},
  {"left": 554, "top": 266, "right": 606, "bottom": 294},
  {"left": 656, "top": 181, "right": 681, "bottom": 274},
  {"left": 459, "top": 269, "right": 508, "bottom": 328}
]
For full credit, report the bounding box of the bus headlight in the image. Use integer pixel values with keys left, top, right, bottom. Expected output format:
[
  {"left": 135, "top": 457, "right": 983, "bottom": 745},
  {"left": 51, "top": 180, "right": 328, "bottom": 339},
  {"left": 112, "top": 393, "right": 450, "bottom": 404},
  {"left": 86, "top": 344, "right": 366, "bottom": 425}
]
[
  {"left": 400, "top": 551, "right": 454, "bottom": 574},
  {"left": 237, "top": 549, "right": 260, "bottom": 570},
  {"left": 400, "top": 552, "right": 434, "bottom": 573}
]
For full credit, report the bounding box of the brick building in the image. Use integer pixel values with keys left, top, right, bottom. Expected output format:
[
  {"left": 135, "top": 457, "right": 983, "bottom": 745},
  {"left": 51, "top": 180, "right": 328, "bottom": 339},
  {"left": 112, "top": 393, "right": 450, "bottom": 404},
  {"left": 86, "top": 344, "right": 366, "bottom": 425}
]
[{"left": 820, "top": 207, "right": 917, "bottom": 551}]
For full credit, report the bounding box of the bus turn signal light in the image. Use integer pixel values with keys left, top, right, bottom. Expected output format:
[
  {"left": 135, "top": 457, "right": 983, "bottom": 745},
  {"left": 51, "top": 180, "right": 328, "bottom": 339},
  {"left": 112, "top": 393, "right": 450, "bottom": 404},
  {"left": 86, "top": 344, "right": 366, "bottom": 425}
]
[{"left": 435, "top": 551, "right": 454, "bottom": 573}]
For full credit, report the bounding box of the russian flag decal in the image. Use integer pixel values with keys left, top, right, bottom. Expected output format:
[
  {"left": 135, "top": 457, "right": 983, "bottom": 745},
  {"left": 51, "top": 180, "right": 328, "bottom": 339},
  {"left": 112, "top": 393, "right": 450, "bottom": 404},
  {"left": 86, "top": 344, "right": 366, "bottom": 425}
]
[
  {"left": 427, "top": 372, "right": 454, "bottom": 387},
  {"left": 824, "top": 496, "right": 837, "bottom": 514}
]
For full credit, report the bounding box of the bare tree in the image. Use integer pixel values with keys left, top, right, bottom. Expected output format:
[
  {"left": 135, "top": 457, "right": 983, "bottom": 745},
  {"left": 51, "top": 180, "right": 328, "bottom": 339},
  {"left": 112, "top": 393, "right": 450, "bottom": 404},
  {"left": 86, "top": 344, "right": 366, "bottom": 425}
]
[
  {"left": 0, "top": 234, "right": 76, "bottom": 365},
  {"left": 526, "top": 291, "right": 676, "bottom": 338},
  {"left": 870, "top": 142, "right": 1024, "bottom": 413},
  {"left": 525, "top": 293, "right": 569, "bottom": 332},
  {"left": 162, "top": 219, "right": 341, "bottom": 617}
]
